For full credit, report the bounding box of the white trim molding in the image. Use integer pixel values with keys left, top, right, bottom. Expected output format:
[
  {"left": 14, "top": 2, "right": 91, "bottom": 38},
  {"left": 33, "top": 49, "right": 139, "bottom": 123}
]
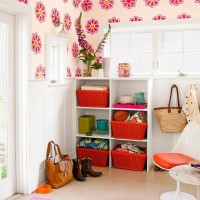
[{"left": 0, "top": 0, "right": 31, "bottom": 195}]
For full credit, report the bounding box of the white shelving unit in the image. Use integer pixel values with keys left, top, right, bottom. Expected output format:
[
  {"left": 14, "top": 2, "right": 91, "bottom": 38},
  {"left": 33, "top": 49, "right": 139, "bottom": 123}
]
[{"left": 74, "top": 77, "right": 153, "bottom": 172}]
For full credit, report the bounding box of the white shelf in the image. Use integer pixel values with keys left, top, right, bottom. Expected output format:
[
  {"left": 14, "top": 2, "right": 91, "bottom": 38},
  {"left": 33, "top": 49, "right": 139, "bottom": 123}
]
[
  {"left": 110, "top": 137, "right": 148, "bottom": 142},
  {"left": 74, "top": 77, "right": 153, "bottom": 172},
  {"left": 111, "top": 107, "right": 148, "bottom": 111},
  {"left": 76, "top": 106, "right": 110, "bottom": 110},
  {"left": 75, "top": 77, "right": 110, "bottom": 80},
  {"left": 76, "top": 134, "right": 110, "bottom": 139},
  {"left": 110, "top": 76, "right": 153, "bottom": 81}
]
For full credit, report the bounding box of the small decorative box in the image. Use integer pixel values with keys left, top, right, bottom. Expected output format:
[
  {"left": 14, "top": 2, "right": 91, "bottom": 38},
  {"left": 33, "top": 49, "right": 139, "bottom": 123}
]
[{"left": 118, "top": 63, "right": 131, "bottom": 77}]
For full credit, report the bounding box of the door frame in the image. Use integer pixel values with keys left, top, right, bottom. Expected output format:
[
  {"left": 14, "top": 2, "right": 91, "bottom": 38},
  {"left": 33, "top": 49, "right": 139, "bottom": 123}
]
[{"left": 0, "top": 0, "right": 31, "bottom": 195}]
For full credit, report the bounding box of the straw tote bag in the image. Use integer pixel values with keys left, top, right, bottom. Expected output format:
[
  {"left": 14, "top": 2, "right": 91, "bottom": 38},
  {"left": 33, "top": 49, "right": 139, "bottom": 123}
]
[
  {"left": 46, "top": 141, "right": 73, "bottom": 188},
  {"left": 154, "top": 84, "right": 187, "bottom": 133}
]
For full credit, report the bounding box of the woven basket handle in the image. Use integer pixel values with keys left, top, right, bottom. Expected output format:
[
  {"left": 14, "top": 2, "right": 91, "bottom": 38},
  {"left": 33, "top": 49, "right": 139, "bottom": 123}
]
[{"left": 168, "top": 84, "right": 181, "bottom": 113}]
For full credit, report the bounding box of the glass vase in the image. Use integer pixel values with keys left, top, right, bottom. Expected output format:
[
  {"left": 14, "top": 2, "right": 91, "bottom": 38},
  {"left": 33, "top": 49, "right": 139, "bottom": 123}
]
[
  {"left": 83, "top": 61, "right": 92, "bottom": 77},
  {"left": 139, "top": 92, "right": 145, "bottom": 104}
]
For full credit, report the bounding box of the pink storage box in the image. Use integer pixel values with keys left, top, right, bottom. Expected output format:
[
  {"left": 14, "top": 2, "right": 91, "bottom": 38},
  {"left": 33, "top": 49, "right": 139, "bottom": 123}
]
[{"left": 114, "top": 103, "right": 147, "bottom": 109}]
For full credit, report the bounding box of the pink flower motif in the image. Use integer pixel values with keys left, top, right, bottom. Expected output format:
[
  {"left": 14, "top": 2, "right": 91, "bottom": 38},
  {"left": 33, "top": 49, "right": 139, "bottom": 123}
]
[
  {"left": 169, "top": 0, "right": 184, "bottom": 6},
  {"left": 32, "top": 33, "right": 42, "bottom": 54},
  {"left": 67, "top": 67, "right": 72, "bottom": 77},
  {"left": 81, "top": 0, "right": 93, "bottom": 12},
  {"left": 73, "top": 0, "right": 82, "bottom": 8},
  {"left": 85, "top": 43, "right": 94, "bottom": 54},
  {"left": 153, "top": 14, "right": 166, "bottom": 20},
  {"left": 34, "top": 65, "right": 46, "bottom": 79},
  {"left": 96, "top": 56, "right": 103, "bottom": 63},
  {"left": 108, "top": 17, "right": 120, "bottom": 23},
  {"left": 120, "top": 0, "right": 137, "bottom": 9},
  {"left": 85, "top": 19, "right": 99, "bottom": 34},
  {"left": 99, "top": 0, "right": 115, "bottom": 10},
  {"left": 75, "top": 67, "right": 82, "bottom": 77},
  {"left": 145, "top": 0, "right": 159, "bottom": 8},
  {"left": 35, "top": 2, "right": 46, "bottom": 23},
  {"left": 177, "top": 13, "right": 191, "bottom": 19},
  {"left": 72, "top": 42, "right": 79, "bottom": 58},
  {"left": 123, "top": 70, "right": 131, "bottom": 77},
  {"left": 64, "top": 13, "right": 72, "bottom": 31},
  {"left": 63, "top": 0, "right": 68, "bottom": 3},
  {"left": 129, "top": 16, "right": 143, "bottom": 22},
  {"left": 51, "top": 8, "right": 60, "bottom": 25},
  {"left": 194, "top": 0, "right": 200, "bottom": 3},
  {"left": 18, "top": 0, "right": 28, "bottom": 4}
]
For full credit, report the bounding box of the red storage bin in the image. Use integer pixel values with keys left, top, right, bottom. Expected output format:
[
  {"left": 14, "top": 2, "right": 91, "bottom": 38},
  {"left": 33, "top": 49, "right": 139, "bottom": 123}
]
[
  {"left": 112, "top": 145, "right": 147, "bottom": 171},
  {"left": 110, "top": 121, "right": 147, "bottom": 140},
  {"left": 76, "top": 90, "right": 109, "bottom": 107},
  {"left": 76, "top": 147, "right": 109, "bottom": 167}
]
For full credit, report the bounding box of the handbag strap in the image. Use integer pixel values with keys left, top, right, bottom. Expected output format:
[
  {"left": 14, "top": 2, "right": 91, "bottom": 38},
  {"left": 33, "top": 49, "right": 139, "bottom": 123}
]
[
  {"left": 54, "top": 144, "right": 64, "bottom": 160},
  {"left": 168, "top": 84, "right": 181, "bottom": 113},
  {"left": 46, "top": 140, "right": 58, "bottom": 159}
]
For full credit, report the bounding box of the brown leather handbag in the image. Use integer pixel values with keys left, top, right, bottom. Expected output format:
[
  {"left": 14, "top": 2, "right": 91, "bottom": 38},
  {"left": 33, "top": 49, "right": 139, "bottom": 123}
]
[{"left": 45, "top": 141, "right": 73, "bottom": 188}]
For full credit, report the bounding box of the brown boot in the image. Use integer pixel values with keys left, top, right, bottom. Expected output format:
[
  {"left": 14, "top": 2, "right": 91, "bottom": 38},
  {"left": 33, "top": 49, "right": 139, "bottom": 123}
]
[
  {"left": 81, "top": 157, "right": 102, "bottom": 177},
  {"left": 72, "top": 158, "right": 86, "bottom": 181}
]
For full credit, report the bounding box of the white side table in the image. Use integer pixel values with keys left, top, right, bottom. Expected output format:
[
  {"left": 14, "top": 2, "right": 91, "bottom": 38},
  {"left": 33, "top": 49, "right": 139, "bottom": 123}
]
[{"left": 160, "top": 165, "right": 200, "bottom": 200}]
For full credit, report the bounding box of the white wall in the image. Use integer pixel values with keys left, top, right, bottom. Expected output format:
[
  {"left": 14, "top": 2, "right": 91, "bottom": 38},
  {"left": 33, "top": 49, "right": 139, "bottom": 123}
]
[
  {"left": 28, "top": 80, "right": 74, "bottom": 192},
  {"left": 152, "top": 77, "right": 200, "bottom": 155},
  {"left": 27, "top": 76, "right": 200, "bottom": 192}
]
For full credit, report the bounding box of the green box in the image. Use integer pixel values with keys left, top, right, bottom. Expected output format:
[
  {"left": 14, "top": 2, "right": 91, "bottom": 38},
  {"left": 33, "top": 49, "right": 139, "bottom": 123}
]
[{"left": 78, "top": 115, "right": 95, "bottom": 134}]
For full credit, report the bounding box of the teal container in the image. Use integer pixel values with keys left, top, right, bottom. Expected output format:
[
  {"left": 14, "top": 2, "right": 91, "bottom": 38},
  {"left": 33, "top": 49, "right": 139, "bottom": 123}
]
[
  {"left": 139, "top": 92, "right": 145, "bottom": 104},
  {"left": 96, "top": 119, "right": 108, "bottom": 131}
]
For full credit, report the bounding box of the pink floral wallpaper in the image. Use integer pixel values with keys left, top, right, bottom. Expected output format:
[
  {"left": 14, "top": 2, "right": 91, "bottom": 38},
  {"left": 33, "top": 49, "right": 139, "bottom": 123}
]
[{"left": 17, "top": 0, "right": 200, "bottom": 78}]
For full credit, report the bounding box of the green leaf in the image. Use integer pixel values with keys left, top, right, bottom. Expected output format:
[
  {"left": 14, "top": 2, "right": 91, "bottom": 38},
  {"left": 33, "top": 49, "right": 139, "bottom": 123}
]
[
  {"left": 85, "top": 54, "right": 96, "bottom": 61},
  {"left": 91, "top": 62, "right": 103, "bottom": 70}
]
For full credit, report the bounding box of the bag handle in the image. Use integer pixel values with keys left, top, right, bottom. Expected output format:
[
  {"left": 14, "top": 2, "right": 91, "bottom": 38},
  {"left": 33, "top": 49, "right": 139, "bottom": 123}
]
[
  {"left": 168, "top": 84, "right": 181, "bottom": 113},
  {"left": 46, "top": 141, "right": 58, "bottom": 159},
  {"left": 46, "top": 141, "right": 54, "bottom": 159},
  {"left": 54, "top": 144, "right": 64, "bottom": 160}
]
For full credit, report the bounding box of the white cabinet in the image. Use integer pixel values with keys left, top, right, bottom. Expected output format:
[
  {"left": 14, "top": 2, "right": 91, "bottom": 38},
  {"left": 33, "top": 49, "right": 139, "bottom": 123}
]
[{"left": 74, "top": 77, "right": 153, "bottom": 172}]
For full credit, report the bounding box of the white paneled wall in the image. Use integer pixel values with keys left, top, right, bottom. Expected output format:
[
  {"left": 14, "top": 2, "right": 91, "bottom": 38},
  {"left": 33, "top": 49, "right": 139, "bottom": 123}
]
[
  {"left": 28, "top": 79, "right": 74, "bottom": 193},
  {"left": 152, "top": 77, "right": 200, "bottom": 155},
  {"left": 27, "top": 77, "right": 200, "bottom": 192}
]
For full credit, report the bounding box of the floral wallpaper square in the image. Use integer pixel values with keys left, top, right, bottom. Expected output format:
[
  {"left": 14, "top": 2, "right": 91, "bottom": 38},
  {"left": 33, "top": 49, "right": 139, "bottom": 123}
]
[{"left": 16, "top": 0, "right": 200, "bottom": 79}]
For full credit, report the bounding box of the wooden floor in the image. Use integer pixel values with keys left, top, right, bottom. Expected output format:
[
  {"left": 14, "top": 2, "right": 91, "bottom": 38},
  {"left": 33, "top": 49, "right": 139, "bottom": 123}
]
[{"left": 17, "top": 167, "right": 197, "bottom": 200}]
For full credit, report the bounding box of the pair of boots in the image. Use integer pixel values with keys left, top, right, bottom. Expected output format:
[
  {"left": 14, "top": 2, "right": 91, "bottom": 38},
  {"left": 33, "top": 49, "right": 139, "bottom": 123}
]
[{"left": 72, "top": 157, "right": 102, "bottom": 181}]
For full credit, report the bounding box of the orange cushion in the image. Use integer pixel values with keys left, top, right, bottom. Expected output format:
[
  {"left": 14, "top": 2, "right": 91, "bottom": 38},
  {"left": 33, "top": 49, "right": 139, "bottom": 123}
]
[{"left": 153, "top": 153, "right": 193, "bottom": 169}]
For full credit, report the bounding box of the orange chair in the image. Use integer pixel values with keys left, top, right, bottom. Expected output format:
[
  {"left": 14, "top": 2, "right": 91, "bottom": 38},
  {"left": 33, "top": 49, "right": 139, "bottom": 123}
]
[{"left": 153, "top": 122, "right": 200, "bottom": 200}]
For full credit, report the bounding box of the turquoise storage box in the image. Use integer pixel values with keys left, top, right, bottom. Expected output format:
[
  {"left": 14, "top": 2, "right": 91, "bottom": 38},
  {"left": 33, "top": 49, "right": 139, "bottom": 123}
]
[{"left": 78, "top": 115, "right": 95, "bottom": 134}]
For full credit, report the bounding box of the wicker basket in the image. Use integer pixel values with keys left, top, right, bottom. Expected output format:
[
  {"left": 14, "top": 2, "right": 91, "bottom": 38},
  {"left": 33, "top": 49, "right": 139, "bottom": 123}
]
[
  {"left": 76, "top": 147, "right": 109, "bottom": 167},
  {"left": 76, "top": 90, "right": 109, "bottom": 107},
  {"left": 112, "top": 145, "right": 147, "bottom": 171},
  {"left": 110, "top": 121, "right": 147, "bottom": 140}
]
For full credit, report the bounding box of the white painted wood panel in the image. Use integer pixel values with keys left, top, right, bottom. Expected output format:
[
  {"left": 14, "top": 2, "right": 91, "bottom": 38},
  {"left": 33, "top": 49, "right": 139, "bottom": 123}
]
[
  {"left": 152, "top": 78, "right": 200, "bottom": 155},
  {"left": 28, "top": 80, "right": 73, "bottom": 192},
  {"left": 27, "top": 77, "right": 200, "bottom": 192}
]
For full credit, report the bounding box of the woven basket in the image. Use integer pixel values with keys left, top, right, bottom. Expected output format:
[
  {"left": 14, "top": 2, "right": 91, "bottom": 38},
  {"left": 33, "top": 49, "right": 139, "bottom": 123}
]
[
  {"left": 154, "top": 84, "right": 187, "bottom": 133},
  {"left": 154, "top": 107, "right": 187, "bottom": 133},
  {"left": 76, "top": 90, "right": 109, "bottom": 107},
  {"left": 112, "top": 145, "right": 147, "bottom": 171},
  {"left": 76, "top": 147, "right": 109, "bottom": 167},
  {"left": 110, "top": 121, "right": 147, "bottom": 140}
]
